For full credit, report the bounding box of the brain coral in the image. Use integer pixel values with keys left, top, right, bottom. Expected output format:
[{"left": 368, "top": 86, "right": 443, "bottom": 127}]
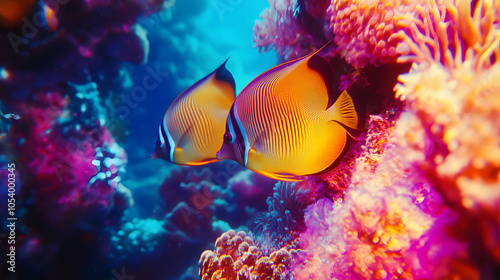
[
  {"left": 329, "top": 0, "right": 428, "bottom": 68},
  {"left": 199, "top": 230, "right": 296, "bottom": 280}
]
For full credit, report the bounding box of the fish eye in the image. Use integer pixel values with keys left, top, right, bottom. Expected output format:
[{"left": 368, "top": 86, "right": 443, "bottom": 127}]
[{"left": 224, "top": 132, "right": 234, "bottom": 144}]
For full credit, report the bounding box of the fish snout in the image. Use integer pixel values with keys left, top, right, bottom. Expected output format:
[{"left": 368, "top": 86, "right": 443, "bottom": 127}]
[
  {"left": 216, "top": 145, "right": 232, "bottom": 161},
  {"left": 151, "top": 144, "right": 170, "bottom": 162}
]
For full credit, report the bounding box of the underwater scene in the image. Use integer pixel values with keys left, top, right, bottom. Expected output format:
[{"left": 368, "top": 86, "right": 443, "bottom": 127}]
[{"left": 1, "top": 0, "right": 500, "bottom": 279}]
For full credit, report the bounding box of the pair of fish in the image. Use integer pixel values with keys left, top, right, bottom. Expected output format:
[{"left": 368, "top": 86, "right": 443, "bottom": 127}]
[
  {"left": 152, "top": 45, "right": 364, "bottom": 181},
  {"left": 0, "top": 0, "right": 58, "bottom": 30}
]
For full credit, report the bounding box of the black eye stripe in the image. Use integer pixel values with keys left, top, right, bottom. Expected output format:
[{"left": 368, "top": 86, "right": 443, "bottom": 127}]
[
  {"left": 229, "top": 107, "right": 246, "bottom": 161},
  {"left": 160, "top": 122, "right": 172, "bottom": 157},
  {"left": 224, "top": 132, "right": 233, "bottom": 144}
]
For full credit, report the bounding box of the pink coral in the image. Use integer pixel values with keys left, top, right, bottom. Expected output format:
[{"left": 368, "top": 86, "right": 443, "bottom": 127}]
[
  {"left": 397, "top": 0, "right": 500, "bottom": 70},
  {"left": 318, "top": 114, "right": 396, "bottom": 201},
  {"left": 253, "top": 0, "right": 329, "bottom": 60},
  {"left": 247, "top": 0, "right": 500, "bottom": 278},
  {"left": 293, "top": 114, "right": 475, "bottom": 279},
  {"left": 9, "top": 91, "right": 130, "bottom": 229},
  {"left": 253, "top": 0, "right": 304, "bottom": 60},
  {"left": 329, "top": 0, "right": 428, "bottom": 68},
  {"left": 395, "top": 0, "right": 500, "bottom": 265}
]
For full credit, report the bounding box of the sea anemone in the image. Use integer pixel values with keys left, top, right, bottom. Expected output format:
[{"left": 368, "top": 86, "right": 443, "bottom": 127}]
[{"left": 253, "top": 182, "right": 307, "bottom": 248}]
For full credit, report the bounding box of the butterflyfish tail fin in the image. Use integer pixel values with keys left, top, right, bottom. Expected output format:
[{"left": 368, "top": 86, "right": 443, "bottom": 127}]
[{"left": 329, "top": 89, "right": 364, "bottom": 138}]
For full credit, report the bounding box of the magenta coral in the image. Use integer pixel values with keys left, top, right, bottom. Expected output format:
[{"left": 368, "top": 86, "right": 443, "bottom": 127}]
[
  {"left": 253, "top": 0, "right": 304, "bottom": 60},
  {"left": 9, "top": 91, "right": 130, "bottom": 230}
]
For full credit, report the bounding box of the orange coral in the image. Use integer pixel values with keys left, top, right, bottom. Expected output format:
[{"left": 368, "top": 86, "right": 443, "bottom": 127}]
[
  {"left": 395, "top": 0, "right": 500, "bottom": 266},
  {"left": 199, "top": 230, "right": 296, "bottom": 280},
  {"left": 395, "top": 0, "right": 500, "bottom": 214},
  {"left": 329, "top": 0, "right": 428, "bottom": 67},
  {"left": 397, "top": 0, "right": 500, "bottom": 70}
]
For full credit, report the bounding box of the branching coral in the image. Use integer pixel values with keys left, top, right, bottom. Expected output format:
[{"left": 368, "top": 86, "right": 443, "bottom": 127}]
[
  {"left": 395, "top": 0, "right": 500, "bottom": 266},
  {"left": 199, "top": 229, "right": 296, "bottom": 280},
  {"left": 397, "top": 0, "right": 500, "bottom": 70}
]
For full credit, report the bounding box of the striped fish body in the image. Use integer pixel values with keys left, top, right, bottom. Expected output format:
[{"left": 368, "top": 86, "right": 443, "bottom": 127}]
[
  {"left": 217, "top": 48, "right": 361, "bottom": 181},
  {"left": 153, "top": 60, "right": 235, "bottom": 165}
]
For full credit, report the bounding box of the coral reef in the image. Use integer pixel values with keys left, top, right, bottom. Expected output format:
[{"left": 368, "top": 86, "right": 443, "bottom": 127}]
[
  {"left": 109, "top": 162, "right": 276, "bottom": 279},
  {"left": 3, "top": 0, "right": 500, "bottom": 279},
  {"left": 243, "top": 0, "right": 500, "bottom": 279},
  {"left": 199, "top": 229, "right": 297, "bottom": 280},
  {"left": 394, "top": 0, "right": 500, "bottom": 269},
  {"left": 0, "top": 0, "right": 168, "bottom": 279},
  {"left": 328, "top": 0, "right": 427, "bottom": 68},
  {"left": 292, "top": 133, "right": 473, "bottom": 279},
  {"left": 253, "top": 0, "right": 429, "bottom": 66},
  {"left": 109, "top": 218, "right": 167, "bottom": 260}
]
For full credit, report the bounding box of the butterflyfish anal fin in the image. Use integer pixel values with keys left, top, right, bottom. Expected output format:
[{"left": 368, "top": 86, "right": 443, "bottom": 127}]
[
  {"left": 251, "top": 169, "right": 303, "bottom": 182},
  {"left": 178, "top": 158, "right": 219, "bottom": 166}
]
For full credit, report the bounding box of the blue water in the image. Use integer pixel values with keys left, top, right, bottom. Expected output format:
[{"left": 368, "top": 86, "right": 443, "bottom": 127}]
[
  {"left": 0, "top": 1, "right": 278, "bottom": 280},
  {"left": 116, "top": 1, "right": 278, "bottom": 279},
  {"left": 125, "top": 0, "right": 276, "bottom": 179}
]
